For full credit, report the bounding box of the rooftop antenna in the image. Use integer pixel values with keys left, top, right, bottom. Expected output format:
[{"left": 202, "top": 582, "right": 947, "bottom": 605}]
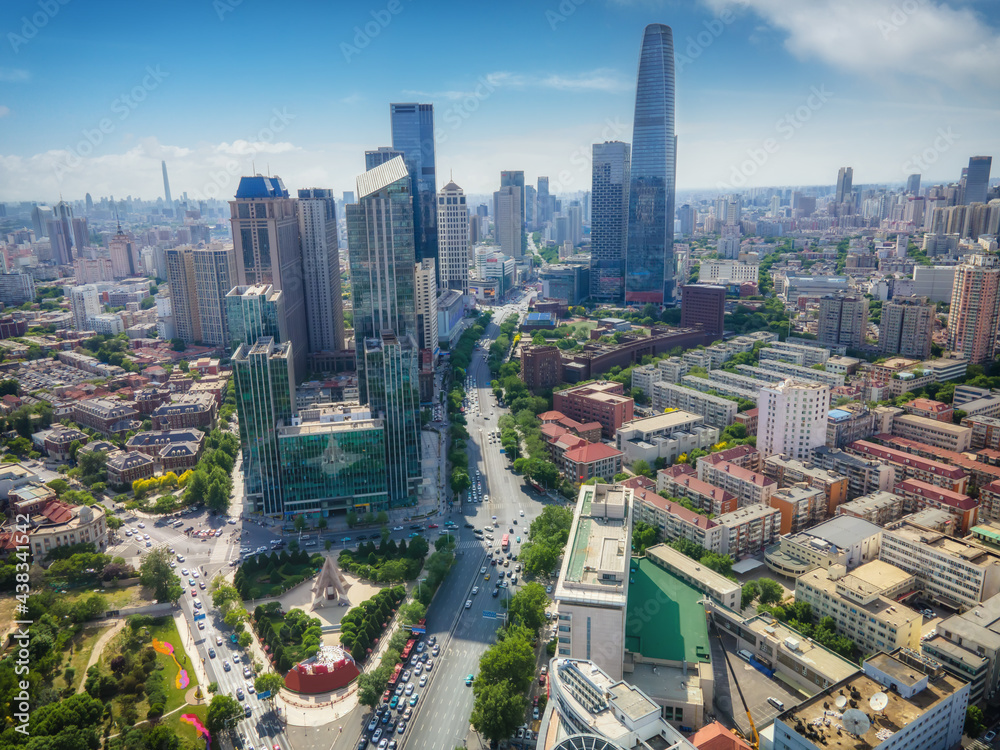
[
  {"left": 841, "top": 708, "right": 871, "bottom": 737},
  {"left": 252, "top": 160, "right": 256, "bottom": 175}
]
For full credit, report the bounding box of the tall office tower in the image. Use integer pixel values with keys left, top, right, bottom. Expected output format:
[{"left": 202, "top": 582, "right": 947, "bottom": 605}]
[
  {"left": 964, "top": 156, "right": 992, "bottom": 205},
  {"left": 31, "top": 205, "right": 52, "bottom": 238},
  {"left": 680, "top": 284, "right": 725, "bottom": 337},
  {"left": 390, "top": 103, "right": 438, "bottom": 273},
  {"left": 298, "top": 188, "right": 345, "bottom": 353},
  {"left": 677, "top": 203, "right": 695, "bottom": 236},
  {"left": 903, "top": 196, "right": 925, "bottom": 227},
  {"left": 415, "top": 258, "right": 439, "bottom": 363},
  {"left": 567, "top": 204, "right": 583, "bottom": 246},
  {"left": 718, "top": 223, "right": 741, "bottom": 259},
  {"left": 724, "top": 194, "right": 742, "bottom": 225},
  {"left": 192, "top": 245, "right": 238, "bottom": 348},
  {"left": 346, "top": 156, "right": 422, "bottom": 503},
  {"left": 835, "top": 167, "right": 854, "bottom": 204},
  {"left": 878, "top": 296, "right": 934, "bottom": 359},
  {"left": 69, "top": 285, "right": 100, "bottom": 330},
  {"left": 343, "top": 191, "right": 355, "bottom": 205},
  {"left": 818, "top": 295, "right": 869, "bottom": 349},
  {"left": 161, "top": 160, "right": 172, "bottom": 206},
  {"left": 85, "top": 193, "right": 94, "bottom": 214},
  {"left": 71, "top": 217, "right": 89, "bottom": 252},
  {"left": 164, "top": 246, "right": 202, "bottom": 344},
  {"left": 770, "top": 195, "right": 781, "bottom": 217},
  {"left": 525, "top": 184, "right": 537, "bottom": 229},
  {"left": 947, "top": 253, "right": 1000, "bottom": 365},
  {"left": 501, "top": 170, "right": 526, "bottom": 254},
  {"left": 757, "top": 379, "right": 831, "bottom": 461},
  {"left": 493, "top": 184, "right": 523, "bottom": 258},
  {"left": 626, "top": 23, "right": 676, "bottom": 304},
  {"left": 477, "top": 203, "right": 489, "bottom": 221},
  {"left": 229, "top": 175, "right": 308, "bottom": 378},
  {"left": 47, "top": 200, "right": 75, "bottom": 265},
  {"left": 906, "top": 173, "right": 921, "bottom": 195},
  {"left": 437, "top": 180, "right": 469, "bottom": 295},
  {"left": 226, "top": 284, "right": 285, "bottom": 348},
  {"left": 537, "top": 176, "right": 551, "bottom": 226},
  {"left": 365, "top": 146, "right": 404, "bottom": 170},
  {"left": 469, "top": 214, "right": 481, "bottom": 249},
  {"left": 232, "top": 337, "right": 294, "bottom": 516},
  {"left": 591, "top": 141, "right": 631, "bottom": 303},
  {"left": 109, "top": 223, "right": 138, "bottom": 278}
]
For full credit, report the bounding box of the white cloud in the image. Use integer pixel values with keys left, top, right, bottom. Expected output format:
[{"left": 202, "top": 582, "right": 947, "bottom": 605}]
[
  {"left": 403, "top": 68, "right": 630, "bottom": 100},
  {"left": 0, "top": 106, "right": 10, "bottom": 118},
  {"left": 705, "top": 0, "right": 1000, "bottom": 92},
  {"left": 0, "top": 68, "right": 30, "bottom": 83}
]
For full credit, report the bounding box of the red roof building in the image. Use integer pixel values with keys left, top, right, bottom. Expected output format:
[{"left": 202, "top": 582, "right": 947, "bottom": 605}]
[
  {"left": 894, "top": 477, "right": 978, "bottom": 533},
  {"left": 848, "top": 440, "right": 969, "bottom": 494},
  {"left": 691, "top": 722, "right": 753, "bottom": 750},
  {"left": 561, "top": 442, "right": 624, "bottom": 484},
  {"left": 631, "top": 484, "right": 724, "bottom": 552},
  {"left": 658, "top": 466, "right": 739, "bottom": 515},
  {"left": 904, "top": 398, "right": 954, "bottom": 423}
]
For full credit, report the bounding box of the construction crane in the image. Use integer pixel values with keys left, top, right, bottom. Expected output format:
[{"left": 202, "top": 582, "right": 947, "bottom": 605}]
[{"left": 710, "top": 616, "right": 760, "bottom": 750}]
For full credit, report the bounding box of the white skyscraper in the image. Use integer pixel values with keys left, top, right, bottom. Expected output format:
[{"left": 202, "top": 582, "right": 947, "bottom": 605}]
[
  {"left": 718, "top": 223, "right": 741, "bottom": 259},
  {"left": 436, "top": 180, "right": 470, "bottom": 295},
  {"left": 298, "top": 188, "right": 345, "bottom": 353},
  {"left": 493, "top": 184, "right": 522, "bottom": 258},
  {"left": 757, "top": 379, "right": 831, "bottom": 462},
  {"left": 415, "top": 258, "right": 439, "bottom": 362},
  {"left": 69, "top": 285, "right": 101, "bottom": 331}
]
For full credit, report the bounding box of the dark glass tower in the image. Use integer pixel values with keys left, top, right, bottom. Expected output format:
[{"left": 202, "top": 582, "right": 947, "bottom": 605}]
[
  {"left": 591, "top": 141, "right": 631, "bottom": 303},
  {"left": 625, "top": 23, "right": 676, "bottom": 305},
  {"left": 390, "top": 103, "right": 438, "bottom": 278}
]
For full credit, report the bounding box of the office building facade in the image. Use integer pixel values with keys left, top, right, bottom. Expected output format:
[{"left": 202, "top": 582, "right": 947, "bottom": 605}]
[
  {"left": 437, "top": 180, "right": 469, "bottom": 295},
  {"left": 298, "top": 188, "right": 345, "bottom": 354},
  {"left": 591, "top": 141, "right": 631, "bottom": 303},
  {"left": 390, "top": 103, "right": 438, "bottom": 274},
  {"left": 493, "top": 184, "right": 523, "bottom": 259},
  {"left": 225, "top": 284, "right": 284, "bottom": 349},
  {"left": 679, "top": 284, "right": 725, "bottom": 337}
]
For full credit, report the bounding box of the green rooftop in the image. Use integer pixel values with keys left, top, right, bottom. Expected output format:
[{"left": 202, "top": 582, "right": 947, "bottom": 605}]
[{"left": 625, "top": 556, "right": 711, "bottom": 664}]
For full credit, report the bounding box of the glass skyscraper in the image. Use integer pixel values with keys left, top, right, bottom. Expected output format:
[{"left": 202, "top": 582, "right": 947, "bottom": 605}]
[
  {"left": 625, "top": 23, "right": 676, "bottom": 305},
  {"left": 226, "top": 284, "right": 285, "bottom": 350},
  {"left": 591, "top": 141, "right": 631, "bottom": 303},
  {"left": 390, "top": 103, "right": 438, "bottom": 277}
]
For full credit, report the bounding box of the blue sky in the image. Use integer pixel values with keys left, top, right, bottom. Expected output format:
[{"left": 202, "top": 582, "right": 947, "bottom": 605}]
[{"left": 1, "top": 0, "right": 998, "bottom": 204}]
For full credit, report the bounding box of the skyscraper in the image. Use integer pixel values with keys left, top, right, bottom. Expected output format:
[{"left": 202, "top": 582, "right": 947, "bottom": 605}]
[
  {"left": 947, "top": 253, "right": 1000, "bottom": 365},
  {"left": 537, "top": 176, "right": 551, "bottom": 227},
  {"left": 493, "top": 184, "right": 522, "bottom": 259},
  {"left": 109, "top": 223, "right": 138, "bottom": 279},
  {"left": 964, "top": 156, "right": 993, "bottom": 205},
  {"left": 69, "top": 285, "right": 100, "bottom": 330},
  {"left": 591, "top": 141, "right": 631, "bottom": 303},
  {"left": 192, "top": 245, "right": 238, "bottom": 348},
  {"left": 85, "top": 193, "right": 94, "bottom": 214},
  {"left": 626, "top": 23, "right": 676, "bottom": 304},
  {"left": 161, "top": 160, "right": 172, "bottom": 206},
  {"left": 415, "top": 257, "right": 439, "bottom": 371},
  {"left": 229, "top": 175, "right": 308, "bottom": 378},
  {"left": 365, "top": 146, "right": 405, "bottom": 170},
  {"left": 757, "top": 379, "right": 831, "bottom": 461},
  {"left": 501, "top": 170, "right": 526, "bottom": 254},
  {"left": 48, "top": 200, "right": 75, "bottom": 265},
  {"left": 232, "top": 337, "right": 294, "bottom": 516},
  {"left": 818, "top": 295, "right": 869, "bottom": 349},
  {"left": 164, "top": 246, "right": 202, "bottom": 344},
  {"left": 524, "top": 184, "right": 537, "bottom": 229},
  {"left": 906, "top": 173, "right": 921, "bottom": 195},
  {"left": 437, "top": 180, "right": 469, "bottom": 295},
  {"left": 71, "top": 217, "right": 89, "bottom": 253},
  {"left": 346, "top": 156, "right": 423, "bottom": 503},
  {"left": 31, "top": 205, "right": 52, "bottom": 238},
  {"left": 225, "top": 284, "right": 285, "bottom": 349},
  {"left": 298, "top": 188, "right": 345, "bottom": 353},
  {"left": 390, "top": 103, "right": 438, "bottom": 274},
  {"left": 835, "top": 167, "right": 854, "bottom": 204},
  {"left": 878, "top": 296, "right": 934, "bottom": 359}
]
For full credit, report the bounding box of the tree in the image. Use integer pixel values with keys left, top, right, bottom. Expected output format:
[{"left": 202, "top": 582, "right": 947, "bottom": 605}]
[
  {"left": 205, "top": 694, "right": 244, "bottom": 733},
  {"left": 965, "top": 705, "right": 985, "bottom": 738},
  {"left": 357, "top": 669, "right": 390, "bottom": 711},
  {"left": 254, "top": 672, "right": 284, "bottom": 698},
  {"left": 78, "top": 449, "right": 108, "bottom": 479},
  {"left": 470, "top": 680, "right": 529, "bottom": 745},
  {"left": 450, "top": 468, "right": 471, "bottom": 495},
  {"left": 139, "top": 548, "right": 181, "bottom": 602},
  {"left": 632, "top": 459, "right": 654, "bottom": 478},
  {"left": 171, "top": 338, "right": 187, "bottom": 352},
  {"left": 741, "top": 582, "right": 759, "bottom": 609},
  {"left": 756, "top": 578, "right": 784, "bottom": 605},
  {"left": 399, "top": 601, "right": 427, "bottom": 625},
  {"left": 294, "top": 515, "right": 306, "bottom": 533},
  {"left": 0, "top": 379, "right": 19, "bottom": 396},
  {"left": 507, "top": 582, "right": 548, "bottom": 633},
  {"left": 206, "top": 479, "right": 229, "bottom": 512},
  {"left": 477, "top": 626, "right": 536, "bottom": 693},
  {"left": 632, "top": 521, "right": 659, "bottom": 556}
]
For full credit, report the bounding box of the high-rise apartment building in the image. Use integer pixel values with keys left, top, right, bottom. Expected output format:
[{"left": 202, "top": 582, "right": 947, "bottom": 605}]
[
  {"left": 626, "top": 24, "right": 676, "bottom": 304},
  {"left": 297, "top": 188, "right": 345, "bottom": 353},
  {"left": 225, "top": 284, "right": 284, "bottom": 348},
  {"left": 436, "top": 180, "right": 470, "bottom": 295},
  {"left": 835, "top": 166, "right": 853, "bottom": 204},
  {"left": 964, "top": 156, "right": 993, "bottom": 205},
  {"left": 365, "top": 146, "right": 404, "bottom": 170},
  {"left": 818, "top": 294, "right": 869, "bottom": 349},
  {"left": 907, "top": 173, "right": 921, "bottom": 195},
  {"left": 71, "top": 217, "right": 89, "bottom": 253},
  {"left": 758, "top": 379, "right": 832, "bottom": 461},
  {"left": 229, "top": 175, "right": 308, "bottom": 378},
  {"left": 192, "top": 245, "right": 238, "bottom": 348},
  {"left": 109, "top": 224, "right": 139, "bottom": 279},
  {"left": 69, "top": 285, "right": 100, "bottom": 331},
  {"left": 164, "top": 246, "right": 202, "bottom": 344},
  {"left": 346, "top": 156, "right": 422, "bottom": 503},
  {"left": 162, "top": 160, "right": 172, "bottom": 206},
  {"left": 232, "top": 337, "right": 294, "bottom": 516},
  {"left": 878, "top": 296, "right": 934, "bottom": 359},
  {"left": 947, "top": 253, "right": 1000, "bottom": 365},
  {"left": 390, "top": 103, "right": 438, "bottom": 274},
  {"left": 501, "top": 170, "right": 526, "bottom": 255},
  {"left": 493, "top": 184, "right": 523, "bottom": 259},
  {"left": 415, "top": 258, "right": 439, "bottom": 363}
]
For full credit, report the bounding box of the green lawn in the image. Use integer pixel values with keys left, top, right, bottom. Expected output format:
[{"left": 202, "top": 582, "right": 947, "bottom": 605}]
[
  {"left": 162, "top": 703, "right": 209, "bottom": 747},
  {"left": 66, "top": 623, "right": 115, "bottom": 691},
  {"left": 625, "top": 556, "right": 711, "bottom": 664},
  {"left": 237, "top": 554, "right": 323, "bottom": 597}
]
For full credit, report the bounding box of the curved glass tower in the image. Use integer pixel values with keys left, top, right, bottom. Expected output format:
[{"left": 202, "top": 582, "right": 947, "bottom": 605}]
[{"left": 625, "top": 23, "right": 676, "bottom": 305}]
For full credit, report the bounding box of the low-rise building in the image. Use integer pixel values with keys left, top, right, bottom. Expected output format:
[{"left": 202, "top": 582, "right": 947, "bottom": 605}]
[
  {"left": 657, "top": 464, "right": 739, "bottom": 515},
  {"left": 631, "top": 482, "right": 723, "bottom": 552},
  {"left": 715, "top": 502, "right": 781, "bottom": 557},
  {"left": 903, "top": 398, "right": 954, "bottom": 422},
  {"left": 765, "top": 515, "right": 883, "bottom": 578},
  {"left": 106, "top": 450, "right": 156, "bottom": 487},
  {"left": 24, "top": 501, "right": 108, "bottom": 559},
  {"left": 768, "top": 484, "right": 828, "bottom": 535},
  {"left": 932, "top": 593, "right": 1000, "bottom": 704},
  {"left": 72, "top": 398, "right": 140, "bottom": 437},
  {"left": 890, "top": 413, "right": 972, "bottom": 453},
  {"left": 697, "top": 459, "right": 777, "bottom": 507},
  {"left": 151, "top": 392, "right": 217, "bottom": 430},
  {"left": 825, "top": 404, "right": 877, "bottom": 449},
  {"left": 837, "top": 491, "right": 904, "bottom": 526},
  {"left": 892, "top": 478, "right": 978, "bottom": 533},
  {"left": 43, "top": 427, "right": 88, "bottom": 461},
  {"left": 812, "top": 445, "right": 894, "bottom": 500},
  {"left": 553, "top": 381, "right": 634, "bottom": 439},
  {"left": 644, "top": 543, "right": 740, "bottom": 609},
  {"left": 561, "top": 442, "right": 624, "bottom": 484},
  {"left": 848, "top": 440, "right": 969, "bottom": 494},
  {"left": 615, "top": 410, "right": 719, "bottom": 467},
  {"left": 649, "top": 381, "right": 737, "bottom": 429},
  {"left": 963, "top": 415, "right": 1000, "bottom": 451},
  {"left": 125, "top": 429, "right": 204, "bottom": 473},
  {"left": 763, "top": 455, "right": 850, "bottom": 518}
]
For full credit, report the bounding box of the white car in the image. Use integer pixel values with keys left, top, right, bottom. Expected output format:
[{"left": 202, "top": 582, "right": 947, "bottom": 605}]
[
  {"left": 472, "top": 587, "right": 479, "bottom": 595},
  {"left": 519, "top": 510, "right": 524, "bottom": 516},
  {"left": 419, "top": 675, "right": 427, "bottom": 687},
  {"left": 393, "top": 526, "right": 404, "bottom": 531},
  {"left": 465, "top": 600, "right": 472, "bottom": 609},
  {"left": 181, "top": 568, "right": 189, "bottom": 576}
]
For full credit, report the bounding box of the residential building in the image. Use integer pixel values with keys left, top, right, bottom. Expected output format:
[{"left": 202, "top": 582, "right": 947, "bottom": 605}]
[
  {"left": 553, "top": 483, "right": 633, "bottom": 680},
  {"left": 817, "top": 294, "right": 868, "bottom": 349},
  {"left": 715, "top": 502, "right": 781, "bottom": 556},
  {"left": 960, "top": 396, "right": 1000, "bottom": 420},
  {"left": 892, "top": 478, "right": 978, "bottom": 533},
  {"left": 232, "top": 338, "right": 294, "bottom": 516},
  {"left": 890, "top": 413, "right": 972, "bottom": 452},
  {"left": 762, "top": 341, "right": 831, "bottom": 367},
  {"left": 436, "top": 180, "right": 469, "bottom": 295},
  {"left": 766, "top": 484, "right": 826, "bottom": 535},
  {"left": 561, "top": 442, "right": 624, "bottom": 484},
  {"left": 903, "top": 397, "right": 954, "bottom": 423},
  {"left": 699, "top": 260, "right": 758, "bottom": 284},
  {"left": 964, "top": 415, "right": 1000, "bottom": 451},
  {"left": 847, "top": 440, "right": 968, "bottom": 493},
  {"left": 734, "top": 408, "right": 758, "bottom": 436},
  {"left": 43, "top": 427, "right": 88, "bottom": 461},
  {"left": 826, "top": 404, "right": 876, "bottom": 449},
  {"left": 765, "top": 515, "right": 883, "bottom": 577},
  {"left": 836, "top": 491, "right": 905, "bottom": 527},
  {"left": 625, "top": 24, "right": 676, "bottom": 304},
  {"left": 615, "top": 410, "right": 719, "bottom": 466},
  {"left": 947, "top": 253, "right": 1000, "bottom": 365},
  {"left": 554, "top": 382, "right": 634, "bottom": 439},
  {"left": 738, "top": 361, "right": 845, "bottom": 388},
  {"left": 758, "top": 379, "right": 832, "bottom": 461},
  {"left": 164, "top": 246, "right": 202, "bottom": 344},
  {"left": 657, "top": 464, "right": 738, "bottom": 515},
  {"left": 679, "top": 284, "right": 725, "bottom": 337},
  {"left": 229, "top": 175, "right": 308, "bottom": 377},
  {"left": 192, "top": 244, "right": 237, "bottom": 348},
  {"left": 772, "top": 650, "right": 969, "bottom": 750},
  {"left": 880, "top": 520, "right": 1000, "bottom": 609},
  {"left": 151, "top": 393, "right": 217, "bottom": 430},
  {"left": 698, "top": 459, "right": 776, "bottom": 507},
  {"left": 69, "top": 284, "right": 100, "bottom": 331},
  {"left": 106, "top": 451, "right": 155, "bottom": 487},
  {"left": 590, "top": 141, "right": 630, "bottom": 303},
  {"left": 390, "top": 103, "right": 438, "bottom": 271},
  {"left": 108, "top": 224, "right": 139, "bottom": 278},
  {"left": 298, "top": 188, "right": 345, "bottom": 354},
  {"left": 878, "top": 296, "right": 934, "bottom": 359},
  {"left": 631, "top": 482, "right": 723, "bottom": 552},
  {"left": 89, "top": 313, "right": 123, "bottom": 336},
  {"left": 762, "top": 455, "right": 850, "bottom": 515},
  {"left": 878, "top": 434, "right": 1000, "bottom": 497},
  {"left": 649, "top": 381, "right": 737, "bottom": 429},
  {"left": 414, "top": 257, "right": 439, "bottom": 367},
  {"left": 72, "top": 398, "right": 138, "bottom": 437},
  {"left": 644, "top": 543, "right": 740, "bottom": 610},
  {"left": 697, "top": 444, "right": 762, "bottom": 473},
  {"left": 932, "top": 592, "right": 1000, "bottom": 704},
  {"left": 521, "top": 345, "right": 563, "bottom": 392}
]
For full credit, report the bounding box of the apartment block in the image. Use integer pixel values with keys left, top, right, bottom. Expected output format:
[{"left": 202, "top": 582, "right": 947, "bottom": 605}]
[
  {"left": 768, "top": 484, "right": 828, "bottom": 535},
  {"left": 631, "top": 482, "right": 723, "bottom": 553},
  {"left": 762, "top": 455, "right": 849, "bottom": 516},
  {"left": 520, "top": 345, "right": 563, "bottom": 391},
  {"left": 715, "top": 502, "right": 781, "bottom": 557},
  {"left": 825, "top": 404, "right": 876, "bottom": 449},
  {"left": 904, "top": 397, "right": 953, "bottom": 422},
  {"left": 933, "top": 593, "right": 1000, "bottom": 704},
  {"left": 837, "top": 490, "right": 904, "bottom": 526},
  {"left": 981, "top": 481, "right": 1000, "bottom": 523},
  {"left": 890, "top": 413, "right": 972, "bottom": 452},
  {"left": 879, "top": 434, "right": 1000, "bottom": 497},
  {"left": 697, "top": 459, "right": 776, "bottom": 507},
  {"left": 812, "top": 446, "right": 894, "bottom": 500},
  {"left": 561, "top": 442, "right": 624, "bottom": 484},
  {"left": 893, "top": 478, "right": 979, "bottom": 533},
  {"left": 554, "top": 381, "right": 634, "bottom": 439},
  {"left": 847, "top": 440, "right": 968, "bottom": 493},
  {"left": 656, "top": 463, "right": 738, "bottom": 515},
  {"left": 649, "top": 381, "right": 737, "bottom": 429},
  {"left": 615, "top": 410, "right": 719, "bottom": 466}
]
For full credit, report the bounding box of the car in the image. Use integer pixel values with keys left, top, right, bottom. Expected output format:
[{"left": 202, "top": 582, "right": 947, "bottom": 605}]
[
  {"left": 357, "top": 740, "right": 368, "bottom": 750},
  {"left": 402, "top": 669, "right": 411, "bottom": 682},
  {"left": 145, "top": 540, "right": 151, "bottom": 547},
  {"left": 197, "top": 620, "right": 205, "bottom": 630},
  {"left": 396, "top": 723, "right": 405, "bottom": 735},
  {"left": 394, "top": 684, "right": 404, "bottom": 696},
  {"left": 413, "top": 663, "right": 423, "bottom": 675},
  {"left": 243, "top": 667, "right": 252, "bottom": 678},
  {"left": 208, "top": 648, "right": 216, "bottom": 658},
  {"left": 393, "top": 525, "right": 403, "bottom": 531},
  {"left": 191, "top": 588, "right": 197, "bottom": 596},
  {"left": 247, "top": 683, "right": 255, "bottom": 694},
  {"left": 546, "top": 585, "right": 553, "bottom": 594},
  {"left": 194, "top": 600, "right": 202, "bottom": 608},
  {"left": 427, "top": 523, "right": 438, "bottom": 529},
  {"left": 223, "top": 660, "right": 231, "bottom": 671},
  {"left": 378, "top": 740, "right": 388, "bottom": 750},
  {"left": 419, "top": 675, "right": 426, "bottom": 687},
  {"left": 480, "top": 567, "right": 487, "bottom": 574},
  {"left": 432, "top": 645, "right": 439, "bottom": 656},
  {"left": 236, "top": 688, "right": 245, "bottom": 701},
  {"left": 490, "top": 559, "right": 497, "bottom": 566},
  {"left": 372, "top": 729, "right": 382, "bottom": 743},
  {"left": 492, "top": 589, "right": 499, "bottom": 598},
  {"left": 472, "top": 586, "right": 479, "bottom": 595},
  {"left": 193, "top": 571, "right": 199, "bottom": 578},
  {"left": 368, "top": 718, "right": 379, "bottom": 732},
  {"left": 984, "top": 730, "right": 997, "bottom": 742},
  {"left": 409, "top": 524, "right": 421, "bottom": 530},
  {"left": 408, "top": 695, "right": 418, "bottom": 706},
  {"left": 466, "top": 674, "right": 474, "bottom": 686},
  {"left": 170, "top": 562, "right": 176, "bottom": 568},
  {"left": 405, "top": 683, "right": 414, "bottom": 696},
  {"left": 138, "top": 522, "right": 145, "bottom": 528},
  {"left": 244, "top": 705, "right": 252, "bottom": 718},
  {"left": 425, "top": 660, "right": 433, "bottom": 671},
  {"left": 216, "top": 636, "right": 223, "bottom": 646},
  {"left": 125, "top": 530, "right": 132, "bottom": 537},
  {"left": 516, "top": 536, "right": 521, "bottom": 543},
  {"left": 520, "top": 510, "right": 524, "bottom": 516},
  {"left": 143, "top": 533, "right": 150, "bottom": 540},
  {"left": 231, "top": 653, "right": 240, "bottom": 663},
  {"left": 389, "top": 696, "right": 399, "bottom": 709},
  {"left": 189, "top": 578, "right": 196, "bottom": 586},
  {"left": 532, "top": 708, "right": 539, "bottom": 720},
  {"left": 465, "top": 599, "right": 472, "bottom": 609}
]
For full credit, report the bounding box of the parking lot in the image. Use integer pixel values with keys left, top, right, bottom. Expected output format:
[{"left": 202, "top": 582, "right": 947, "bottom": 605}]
[{"left": 709, "top": 631, "right": 802, "bottom": 738}]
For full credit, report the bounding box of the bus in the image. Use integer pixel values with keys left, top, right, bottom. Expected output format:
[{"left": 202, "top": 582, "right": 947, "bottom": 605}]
[{"left": 501, "top": 534, "right": 510, "bottom": 551}]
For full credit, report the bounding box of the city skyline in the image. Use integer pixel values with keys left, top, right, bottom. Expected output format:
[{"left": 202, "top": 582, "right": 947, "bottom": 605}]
[{"left": 1, "top": 0, "right": 999, "bottom": 202}]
